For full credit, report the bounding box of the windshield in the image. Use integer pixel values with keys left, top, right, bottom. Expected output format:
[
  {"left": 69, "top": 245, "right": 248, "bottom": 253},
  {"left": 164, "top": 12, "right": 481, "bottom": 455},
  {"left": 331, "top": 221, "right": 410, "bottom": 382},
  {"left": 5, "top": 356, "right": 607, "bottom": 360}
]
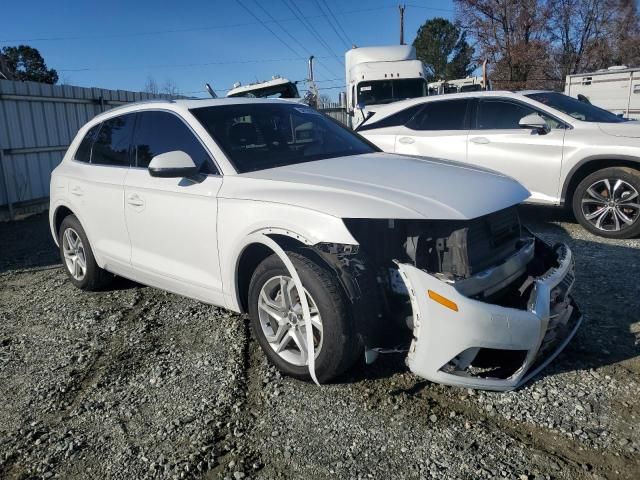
[
  {"left": 357, "top": 78, "right": 426, "bottom": 106},
  {"left": 526, "top": 91, "right": 625, "bottom": 123},
  {"left": 191, "top": 103, "right": 377, "bottom": 173}
]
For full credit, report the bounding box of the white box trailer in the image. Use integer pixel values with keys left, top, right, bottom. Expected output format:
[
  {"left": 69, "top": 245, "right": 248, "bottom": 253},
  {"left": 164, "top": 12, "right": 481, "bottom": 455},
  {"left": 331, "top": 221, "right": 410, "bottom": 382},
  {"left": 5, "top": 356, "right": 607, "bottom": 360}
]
[{"left": 564, "top": 66, "right": 640, "bottom": 119}]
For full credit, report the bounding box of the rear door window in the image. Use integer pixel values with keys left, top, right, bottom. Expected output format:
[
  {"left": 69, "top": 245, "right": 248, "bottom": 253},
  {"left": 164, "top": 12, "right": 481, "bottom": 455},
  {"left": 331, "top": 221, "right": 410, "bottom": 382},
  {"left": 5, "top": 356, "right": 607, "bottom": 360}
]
[
  {"left": 475, "top": 99, "right": 562, "bottom": 129},
  {"left": 407, "top": 99, "right": 470, "bottom": 130},
  {"left": 91, "top": 113, "right": 136, "bottom": 167},
  {"left": 132, "top": 111, "right": 216, "bottom": 174}
]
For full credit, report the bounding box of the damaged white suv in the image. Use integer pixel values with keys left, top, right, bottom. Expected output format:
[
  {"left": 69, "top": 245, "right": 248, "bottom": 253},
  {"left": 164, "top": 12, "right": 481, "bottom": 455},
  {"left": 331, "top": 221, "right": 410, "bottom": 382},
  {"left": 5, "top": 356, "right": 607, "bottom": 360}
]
[{"left": 49, "top": 98, "right": 581, "bottom": 390}]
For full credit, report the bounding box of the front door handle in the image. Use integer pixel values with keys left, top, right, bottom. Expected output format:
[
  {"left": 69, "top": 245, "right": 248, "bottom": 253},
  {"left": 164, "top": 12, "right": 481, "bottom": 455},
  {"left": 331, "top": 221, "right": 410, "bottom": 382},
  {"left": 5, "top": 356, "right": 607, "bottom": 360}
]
[
  {"left": 470, "top": 136, "right": 490, "bottom": 144},
  {"left": 70, "top": 186, "right": 84, "bottom": 196},
  {"left": 127, "top": 194, "right": 144, "bottom": 207},
  {"left": 398, "top": 136, "right": 415, "bottom": 145}
]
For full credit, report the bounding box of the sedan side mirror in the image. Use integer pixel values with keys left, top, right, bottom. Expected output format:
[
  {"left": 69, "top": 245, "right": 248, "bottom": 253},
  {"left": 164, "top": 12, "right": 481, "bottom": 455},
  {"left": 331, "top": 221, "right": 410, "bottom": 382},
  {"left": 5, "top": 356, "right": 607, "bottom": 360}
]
[
  {"left": 519, "top": 113, "right": 550, "bottom": 134},
  {"left": 148, "top": 151, "right": 198, "bottom": 178}
]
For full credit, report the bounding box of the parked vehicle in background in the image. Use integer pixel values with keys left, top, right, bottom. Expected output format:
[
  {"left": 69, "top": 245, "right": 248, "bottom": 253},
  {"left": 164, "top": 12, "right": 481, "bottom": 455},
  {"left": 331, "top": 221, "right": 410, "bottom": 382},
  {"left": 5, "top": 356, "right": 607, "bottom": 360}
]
[
  {"left": 346, "top": 45, "right": 427, "bottom": 128},
  {"left": 565, "top": 65, "right": 640, "bottom": 120},
  {"left": 226, "top": 76, "right": 300, "bottom": 99},
  {"left": 357, "top": 90, "right": 640, "bottom": 239},
  {"left": 427, "top": 76, "right": 487, "bottom": 96},
  {"left": 49, "top": 97, "right": 580, "bottom": 391}
]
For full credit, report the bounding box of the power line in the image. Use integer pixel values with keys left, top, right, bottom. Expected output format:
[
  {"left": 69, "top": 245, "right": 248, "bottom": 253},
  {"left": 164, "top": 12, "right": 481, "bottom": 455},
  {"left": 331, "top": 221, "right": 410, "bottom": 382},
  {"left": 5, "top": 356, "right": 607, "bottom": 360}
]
[
  {"left": 405, "top": 3, "right": 455, "bottom": 13},
  {"left": 0, "top": 5, "right": 397, "bottom": 44},
  {"left": 313, "top": 0, "right": 351, "bottom": 49},
  {"left": 319, "top": 0, "right": 354, "bottom": 47},
  {"left": 235, "top": 0, "right": 317, "bottom": 78},
  {"left": 281, "top": 0, "right": 344, "bottom": 68},
  {"left": 57, "top": 56, "right": 336, "bottom": 73},
  {"left": 248, "top": 0, "right": 340, "bottom": 80}
]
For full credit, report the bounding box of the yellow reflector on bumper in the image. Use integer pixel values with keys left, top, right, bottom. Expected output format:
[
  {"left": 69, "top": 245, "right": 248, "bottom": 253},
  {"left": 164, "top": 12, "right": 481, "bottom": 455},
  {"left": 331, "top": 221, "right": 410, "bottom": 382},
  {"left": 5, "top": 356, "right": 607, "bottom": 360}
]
[{"left": 427, "top": 290, "right": 459, "bottom": 312}]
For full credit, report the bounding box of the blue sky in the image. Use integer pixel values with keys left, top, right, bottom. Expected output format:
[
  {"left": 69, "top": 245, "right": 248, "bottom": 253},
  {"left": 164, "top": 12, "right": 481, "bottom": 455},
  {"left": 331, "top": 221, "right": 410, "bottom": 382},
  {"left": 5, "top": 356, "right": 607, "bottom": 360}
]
[{"left": 2, "top": 0, "right": 455, "bottom": 99}]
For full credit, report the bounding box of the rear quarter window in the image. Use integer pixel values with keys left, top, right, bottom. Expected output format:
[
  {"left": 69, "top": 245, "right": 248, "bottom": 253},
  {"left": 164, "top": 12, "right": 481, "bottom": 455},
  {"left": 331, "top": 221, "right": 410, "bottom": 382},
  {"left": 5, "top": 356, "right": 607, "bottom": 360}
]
[
  {"left": 357, "top": 104, "right": 424, "bottom": 132},
  {"left": 74, "top": 124, "right": 101, "bottom": 163}
]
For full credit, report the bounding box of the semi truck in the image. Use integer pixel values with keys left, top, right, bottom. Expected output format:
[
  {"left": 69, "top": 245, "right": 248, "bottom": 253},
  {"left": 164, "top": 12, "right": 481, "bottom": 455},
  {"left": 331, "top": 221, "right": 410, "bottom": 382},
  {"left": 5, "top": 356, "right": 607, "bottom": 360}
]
[
  {"left": 565, "top": 65, "right": 640, "bottom": 120},
  {"left": 345, "top": 45, "right": 427, "bottom": 128}
]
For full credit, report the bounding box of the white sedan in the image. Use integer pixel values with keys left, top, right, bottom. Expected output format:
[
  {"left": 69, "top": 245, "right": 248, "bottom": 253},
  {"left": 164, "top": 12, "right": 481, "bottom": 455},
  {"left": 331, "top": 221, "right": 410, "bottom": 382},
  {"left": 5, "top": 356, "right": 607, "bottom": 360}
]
[
  {"left": 357, "top": 90, "right": 640, "bottom": 239},
  {"left": 49, "top": 98, "right": 580, "bottom": 390}
]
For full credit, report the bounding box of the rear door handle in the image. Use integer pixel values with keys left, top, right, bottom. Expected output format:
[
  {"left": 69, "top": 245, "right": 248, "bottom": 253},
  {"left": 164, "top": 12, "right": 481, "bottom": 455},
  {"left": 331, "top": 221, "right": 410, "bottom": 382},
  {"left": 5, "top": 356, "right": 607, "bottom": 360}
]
[
  {"left": 127, "top": 194, "right": 144, "bottom": 207},
  {"left": 470, "top": 136, "right": 490, "bottom": 144},
  {"left": 70, "top": 186, "right": 84, "bottom": 196},
  {"left": 398, "top": 136, "right": 415, "bottom": 145}
]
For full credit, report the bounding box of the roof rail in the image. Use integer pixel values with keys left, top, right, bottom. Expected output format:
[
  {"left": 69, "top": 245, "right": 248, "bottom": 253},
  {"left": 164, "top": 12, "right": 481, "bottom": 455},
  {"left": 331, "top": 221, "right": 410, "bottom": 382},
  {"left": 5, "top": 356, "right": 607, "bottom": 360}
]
[{"left": 97, "top": 97, "right": 175, "bottom": 117}]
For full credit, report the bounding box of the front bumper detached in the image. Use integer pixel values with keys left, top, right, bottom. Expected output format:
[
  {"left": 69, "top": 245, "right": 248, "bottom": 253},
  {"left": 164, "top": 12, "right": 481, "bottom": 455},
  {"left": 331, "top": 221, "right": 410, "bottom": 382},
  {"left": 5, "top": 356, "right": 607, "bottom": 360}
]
[{"left": 397, "top": 243, "right": 582, "bottom": 391}]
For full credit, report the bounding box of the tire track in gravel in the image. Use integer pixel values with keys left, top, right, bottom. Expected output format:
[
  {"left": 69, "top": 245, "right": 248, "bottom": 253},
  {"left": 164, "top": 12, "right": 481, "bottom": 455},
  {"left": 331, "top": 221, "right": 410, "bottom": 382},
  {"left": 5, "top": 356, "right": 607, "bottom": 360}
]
[
  {"left": 204, "top": 316, "right": 263, "bottom": 479},
  {"left": 58, "top": 290, "right": 148, "bottom": 416},
  {"left": 396, "top": 381, "right": 638, "bottom": 480},
  {"left": 0, "top": 287, "right": 149, "bottom": 480}
]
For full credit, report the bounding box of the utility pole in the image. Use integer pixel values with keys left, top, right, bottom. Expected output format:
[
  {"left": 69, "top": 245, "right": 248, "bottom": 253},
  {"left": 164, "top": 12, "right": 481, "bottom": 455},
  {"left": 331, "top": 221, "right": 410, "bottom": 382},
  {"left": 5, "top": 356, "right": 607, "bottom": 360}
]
[{"left": 399, "top": 4, "right": 405, "bottom": 45}]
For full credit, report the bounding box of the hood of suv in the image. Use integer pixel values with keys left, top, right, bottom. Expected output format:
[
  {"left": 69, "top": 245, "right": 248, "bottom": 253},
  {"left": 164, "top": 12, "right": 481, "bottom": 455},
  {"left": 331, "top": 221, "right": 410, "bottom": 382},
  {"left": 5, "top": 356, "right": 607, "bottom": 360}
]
[
  {"left": 598, "top": 121, "right": 640, "bottom": 138},
  {"left": 222, "top": 153, "right": 530, "bottom": 220}
]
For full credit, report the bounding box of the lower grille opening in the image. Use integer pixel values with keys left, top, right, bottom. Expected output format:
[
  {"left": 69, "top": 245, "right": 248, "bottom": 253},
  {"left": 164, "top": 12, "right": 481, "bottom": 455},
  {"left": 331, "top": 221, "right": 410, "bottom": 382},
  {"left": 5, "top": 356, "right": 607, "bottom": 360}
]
[{"left": 441, "top": 348, "right": 528, "bottom": 380}]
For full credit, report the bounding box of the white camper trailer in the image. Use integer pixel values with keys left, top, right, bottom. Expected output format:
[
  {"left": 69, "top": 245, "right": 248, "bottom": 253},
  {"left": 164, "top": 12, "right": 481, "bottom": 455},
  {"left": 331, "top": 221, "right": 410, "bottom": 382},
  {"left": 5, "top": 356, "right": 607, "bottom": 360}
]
[
  {"left": 427, "top": 76, "right": 487, "bottom": 96},
  {"left": 227, "top": 76, "right": 300, "bottom": 99},
  {"left": 345, "top": 45, "right": 427, "bottom": 127},
  {"left": 565, "top": 66, "right": 640, "bottom": 119}
]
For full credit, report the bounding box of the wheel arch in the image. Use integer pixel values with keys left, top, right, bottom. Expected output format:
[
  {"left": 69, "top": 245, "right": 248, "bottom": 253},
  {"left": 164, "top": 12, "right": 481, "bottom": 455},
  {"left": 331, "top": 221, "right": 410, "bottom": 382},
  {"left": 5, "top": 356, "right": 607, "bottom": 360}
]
[
  {"left": 561, "top": 156, "right": 640, "bottom": 205},
  {"left": 234, "top": 230, "right": 315, "bottom": 314},
  {"left": 51, "top": 204, "right": 76, "bottom": 246}
]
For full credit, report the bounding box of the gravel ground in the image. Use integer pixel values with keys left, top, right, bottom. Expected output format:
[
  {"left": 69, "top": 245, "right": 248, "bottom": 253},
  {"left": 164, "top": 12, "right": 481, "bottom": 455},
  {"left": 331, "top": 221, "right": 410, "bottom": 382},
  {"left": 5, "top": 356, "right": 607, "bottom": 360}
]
[{"left": 0, "top": 208, "right": 638, "bottom": 480}]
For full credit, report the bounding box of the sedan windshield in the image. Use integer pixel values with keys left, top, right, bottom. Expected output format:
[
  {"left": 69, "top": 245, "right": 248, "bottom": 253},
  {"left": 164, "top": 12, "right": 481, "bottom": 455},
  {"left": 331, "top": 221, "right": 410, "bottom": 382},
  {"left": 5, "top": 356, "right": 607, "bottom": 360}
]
[
  {"left": 191, "top": 103, "right": 377, "bottom": 173},
  {"left": 526, "top": 91, "right": 625, "bottom": 123}
]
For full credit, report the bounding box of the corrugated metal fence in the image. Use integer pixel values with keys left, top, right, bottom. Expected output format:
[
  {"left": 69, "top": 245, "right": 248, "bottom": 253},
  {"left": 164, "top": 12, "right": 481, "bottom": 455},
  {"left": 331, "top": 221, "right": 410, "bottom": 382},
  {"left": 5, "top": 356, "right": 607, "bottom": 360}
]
[
  {"left": 0, "top": 82, "right": 352, "bottom": 220},
  {"left": 318, "top": 102, "right": 351, "bottom": 128},
  {"left": 0, "top": 79, "right": 178, "bottom": 220}
]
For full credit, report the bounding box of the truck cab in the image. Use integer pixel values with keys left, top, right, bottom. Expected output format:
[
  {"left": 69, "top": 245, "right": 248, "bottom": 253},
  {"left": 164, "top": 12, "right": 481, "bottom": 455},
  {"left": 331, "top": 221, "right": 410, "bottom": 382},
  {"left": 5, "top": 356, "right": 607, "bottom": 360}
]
[{"left": 346, "top": 45, "right": 427, "bottom": 128}]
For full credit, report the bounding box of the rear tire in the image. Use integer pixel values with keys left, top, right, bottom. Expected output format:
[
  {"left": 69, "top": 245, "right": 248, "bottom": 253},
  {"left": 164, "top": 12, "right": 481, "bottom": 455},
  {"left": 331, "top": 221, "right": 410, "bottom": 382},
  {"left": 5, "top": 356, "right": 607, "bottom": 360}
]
[
  {"left": 248, "top": 252, "right": 360, "bottom": 383},
  {"left": 572, "top": 167, "right": 640, "bottom": 239},
  {"left": 58, "top": 215, "right": 113, "bottom": 290}
]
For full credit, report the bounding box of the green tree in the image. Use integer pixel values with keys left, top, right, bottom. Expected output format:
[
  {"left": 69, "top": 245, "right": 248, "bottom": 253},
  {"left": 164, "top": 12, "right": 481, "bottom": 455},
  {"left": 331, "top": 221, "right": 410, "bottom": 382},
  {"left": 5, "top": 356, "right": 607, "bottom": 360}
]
[
  {"left": 0, "top": 45, "right": 58, "bottom": 84},
  {"left": 412, "top": 18, "right": 475, "bottom": 81}
]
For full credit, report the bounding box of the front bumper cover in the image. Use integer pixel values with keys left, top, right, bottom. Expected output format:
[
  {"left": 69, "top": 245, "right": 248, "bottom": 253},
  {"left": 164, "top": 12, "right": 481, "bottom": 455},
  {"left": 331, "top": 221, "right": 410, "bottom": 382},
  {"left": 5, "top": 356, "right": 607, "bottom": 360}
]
[{"left": 397, "top": 242, "right": 582, "bottom": 391}]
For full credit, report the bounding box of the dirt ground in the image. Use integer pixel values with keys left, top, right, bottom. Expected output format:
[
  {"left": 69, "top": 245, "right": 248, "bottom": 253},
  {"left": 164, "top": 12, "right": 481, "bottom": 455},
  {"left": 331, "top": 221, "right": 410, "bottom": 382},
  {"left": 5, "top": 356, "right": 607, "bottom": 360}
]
[{"left": 0, "top": 207, "right": 639, "bottom": 480}]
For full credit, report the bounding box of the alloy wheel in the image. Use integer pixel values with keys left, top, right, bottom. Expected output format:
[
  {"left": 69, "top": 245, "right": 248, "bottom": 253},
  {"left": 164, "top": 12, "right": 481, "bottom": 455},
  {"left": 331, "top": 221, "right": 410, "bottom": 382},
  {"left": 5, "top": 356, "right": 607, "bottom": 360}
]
[
  {"left": 62, "top": 227, "right": 87, "bottom": 281},
  {"left": 257, "top": 275, "right": 323, "bottom": 366},
  {"left": 581, "top": 178, "right": 640, "bottom": 232}
]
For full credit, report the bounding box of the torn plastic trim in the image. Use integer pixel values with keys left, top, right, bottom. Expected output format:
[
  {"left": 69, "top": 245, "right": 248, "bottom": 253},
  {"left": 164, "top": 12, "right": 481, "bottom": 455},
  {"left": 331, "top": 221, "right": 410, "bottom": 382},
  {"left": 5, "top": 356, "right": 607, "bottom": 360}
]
[
  {"left": 396, "top": 240, "right": 582, "bottom": 391},
  {"left": 243, "top": 232, "right": 320, "bottom": 385},
  {"left": 310, "top": 242, "right": 385, "bottom": 348}
]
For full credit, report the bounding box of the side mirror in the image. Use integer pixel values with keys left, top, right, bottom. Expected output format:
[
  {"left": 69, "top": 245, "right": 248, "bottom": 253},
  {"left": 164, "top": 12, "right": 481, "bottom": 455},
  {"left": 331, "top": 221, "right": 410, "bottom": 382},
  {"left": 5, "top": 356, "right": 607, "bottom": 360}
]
[
  {"left": 148, "top": 150, "right": 198, "bottom": 178},
  {"left": 519, "top": 113, "right": 550, "bottom": 134}
]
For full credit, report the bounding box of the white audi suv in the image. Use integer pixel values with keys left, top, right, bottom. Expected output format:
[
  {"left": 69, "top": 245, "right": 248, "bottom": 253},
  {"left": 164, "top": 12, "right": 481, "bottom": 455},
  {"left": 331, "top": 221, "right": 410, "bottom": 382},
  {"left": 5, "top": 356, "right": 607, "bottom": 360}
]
[
  {"left": 49, "top": 98, "right": 581, "bottom": 390},
  {"left": 357, "top": 91, "right": 640, "bottom": 239}
]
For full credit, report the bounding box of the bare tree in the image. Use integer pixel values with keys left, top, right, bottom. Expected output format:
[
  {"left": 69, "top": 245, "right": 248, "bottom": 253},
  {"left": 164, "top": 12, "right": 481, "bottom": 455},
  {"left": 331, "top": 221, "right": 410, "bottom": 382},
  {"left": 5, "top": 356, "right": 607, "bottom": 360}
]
[
  {"left": 456, "top": 0, "right": 640, "bottom": 90},
  {"left": 162, "top": 79, "right": 180, "bottom": 97},
  {"left": 143, "top": 76, "right": 159, "bottom": 95},
  {"left": 456, "top": 0, "right": 553, "bottom": 89}
]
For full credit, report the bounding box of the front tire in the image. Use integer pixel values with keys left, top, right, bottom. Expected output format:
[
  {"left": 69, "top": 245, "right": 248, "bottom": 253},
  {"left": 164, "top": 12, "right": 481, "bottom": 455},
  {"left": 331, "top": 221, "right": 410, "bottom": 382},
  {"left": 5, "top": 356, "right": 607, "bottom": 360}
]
[
  {"left": 58, "top": 215, "right": 113, "bottom": 290},
  {"left": 572, "top": 167, "right": 640, "bottom": 239},
  {"left": 248, "top": 252, "right": 360, "bottom": 383}
]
